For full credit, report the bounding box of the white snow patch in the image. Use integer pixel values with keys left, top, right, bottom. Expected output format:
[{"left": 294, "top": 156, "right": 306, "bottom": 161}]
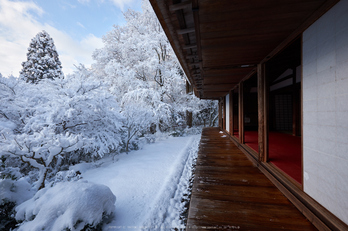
[
  {"left": 0, "top": 120, "right": 17, "bottom": 130},
  {"left": 15, "top": 181, "right": 116, "bottom": 231},
  {"left": 79, "top": 134, "right": 201, "bottom": 230}
]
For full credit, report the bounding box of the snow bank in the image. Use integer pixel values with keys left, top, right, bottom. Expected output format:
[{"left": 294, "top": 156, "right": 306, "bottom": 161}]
[
  {"left": 80, "top": 134, "right": 201, "bottom": 230},
  {"left": 15, "top": 181, "right": 116, "bottom": 231},
  {"left": 142, "top": 135, "right": 200, "bottom": 229}
]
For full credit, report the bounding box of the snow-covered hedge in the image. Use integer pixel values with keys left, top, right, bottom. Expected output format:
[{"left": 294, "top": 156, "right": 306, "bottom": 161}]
[{"left": 15, "top": 181, "right": 116, "bottom": 231}]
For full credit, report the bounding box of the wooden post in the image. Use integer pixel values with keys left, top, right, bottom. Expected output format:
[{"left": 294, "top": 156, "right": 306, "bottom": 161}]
[
  {"left": 223, "top": 96, "right": 226, "bottom": 130},
  {"left": 229, "top": 90, "right": 233, "bottom": 136},
  {"left": 239, "top": 82, "right": 244, "bottom": 144},
  {"left": 186, "top": 81, "right": 193, "bottom": 128},
  {"left": 258, "top": 63, "right": 268, "bottom": 162},
  {"left": 292, "top": 67, "right": 300, "bottom": 136},
  {"left": 218, "top": 99, "right": 222, "bottom": 129}
]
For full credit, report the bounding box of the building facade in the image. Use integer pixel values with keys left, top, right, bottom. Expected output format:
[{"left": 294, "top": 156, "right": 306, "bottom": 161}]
[{"left": 150, "top": 0, "right": 348, "bottom": 229}]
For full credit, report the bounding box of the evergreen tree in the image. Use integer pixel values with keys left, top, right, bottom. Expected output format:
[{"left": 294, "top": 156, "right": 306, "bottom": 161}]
[{"left": 20, "top": 30, "right": 63, "bottom": 83}]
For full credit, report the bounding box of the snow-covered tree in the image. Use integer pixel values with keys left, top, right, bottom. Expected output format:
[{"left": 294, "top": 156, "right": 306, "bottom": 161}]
[
  {"left": 195, "top": 100, "right": 219, "bottom": 127},
  {"left": 0, "top": 68, "right": 123, "bottom": 190},
  {"left": 121, "top": 88, "right": 171, "bottom": 152},
  {"left": 92, "top": 0, "right": 197, "bottom": 137},
  {"left": 20, "top": 31, "right": 63, "bottom": 83}
]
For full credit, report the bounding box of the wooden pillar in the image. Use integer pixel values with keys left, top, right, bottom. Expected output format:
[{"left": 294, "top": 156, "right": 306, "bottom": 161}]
[
  {"left": 292, "top": 67, "right": 300, "bottom": 136},
  {"left": 239, "top": 82, "right": 244, "bottom": 144},
  {"left": 258, "top": 63, "right": 268, "bottom": 162},
  {"left": 218, "top": 99, "right": 222, "bottom": 129},
  {"left": 186, "top": 81, "right": 193, "bottom": 128},
  {"left": 229, "top": 90, "right": 233, "bottom": 135},
  {"left": 223, "top": 96, "right": 226, "bottom": 130}
]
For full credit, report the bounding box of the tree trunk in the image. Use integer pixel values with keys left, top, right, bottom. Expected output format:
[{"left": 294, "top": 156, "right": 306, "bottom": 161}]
[
  {"left": 186, "top": 111, "right": 193, "bottom": 128},
  {"left": 126, "top": 139, "right": 130, "bottom": 154},
  {"left": 38, "top": 168, "right": 48, "bottom": 190}
]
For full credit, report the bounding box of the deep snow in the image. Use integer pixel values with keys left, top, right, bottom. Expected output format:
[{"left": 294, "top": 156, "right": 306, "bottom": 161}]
[
  {"left": 72, "top": 134, "right": 200, "bottom": 230},
  {"left": 15, "top": 181, "right": 116, "bottom": 231}
]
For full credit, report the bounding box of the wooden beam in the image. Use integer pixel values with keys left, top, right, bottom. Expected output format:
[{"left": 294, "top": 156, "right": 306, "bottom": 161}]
[
  {"left": 189, "top": 61, "right": 201, "bottom": 67},
  {"left": 192, "top": 77, "right": 202, "bottom": 81},
  {"left": 203, "top": 64, "right": 257, "bottom": 71},
  {"left": 258, "top": 63, "right": 268, "bottom": 162},
  {"left": 183, "top": 44, "right": 197, "bottom": 49},
  {"left": 241, "top": 68, "right": 257, "bottom": 82},
  {"left": 186, "top": 54, "right": 198, "bottom": 59},
  {"left": 169, "top": 1, "right": 191, "bottom": 12},
  {"left": 177, "top": 27, "right": 195, "bottom": 35},
  {"left": 203, "top": 91, "right": 230, "bottom": 98},
  {"left": 203, "top": 77, "right": 239, "bottom": 85},
  {"left": 203, "top": 84, "right": 236, "bottom": 92},
  {"left": 192, "top": 0, "right": 204, "bottom": 73}
]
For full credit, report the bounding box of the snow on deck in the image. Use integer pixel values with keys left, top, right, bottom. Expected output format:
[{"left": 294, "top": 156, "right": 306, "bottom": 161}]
[{"left": 76, "top": 134, "right": 200, "bottom": 230}]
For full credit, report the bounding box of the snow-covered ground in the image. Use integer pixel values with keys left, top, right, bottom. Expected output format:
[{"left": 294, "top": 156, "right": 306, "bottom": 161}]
[{"left": 72, "top": 134, "right": 200, "bottom": 230}]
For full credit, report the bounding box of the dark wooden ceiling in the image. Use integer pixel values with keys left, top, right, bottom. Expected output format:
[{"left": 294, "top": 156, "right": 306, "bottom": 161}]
[{"left": 149, "top": 0, "right": 339, "bottom": 99}]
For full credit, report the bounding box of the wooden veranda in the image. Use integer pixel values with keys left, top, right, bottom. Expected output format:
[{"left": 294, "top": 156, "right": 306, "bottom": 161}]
[{"left": 187, "top": 127, "right": 316, "bottom": 230}]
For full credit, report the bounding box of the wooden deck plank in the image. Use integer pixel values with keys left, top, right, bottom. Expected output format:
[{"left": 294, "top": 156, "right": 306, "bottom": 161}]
[{"left": 187, "top": 127, "right": 316, "bottom": 231}]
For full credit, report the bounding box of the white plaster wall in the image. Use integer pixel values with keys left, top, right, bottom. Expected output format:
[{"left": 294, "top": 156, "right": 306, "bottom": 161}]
[
  {"left": 302, "top": 0, "right": 348, "bottom": 224},
  {"left": 225, "top": 94, "right": 230, "bottom": 132}
]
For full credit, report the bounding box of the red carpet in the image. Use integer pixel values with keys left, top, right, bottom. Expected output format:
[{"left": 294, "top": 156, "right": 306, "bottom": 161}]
[
  {"left": 244, "top": 131, "right": 302, "bottom": 184},
  {"left": 244, "top": 131, "right": 258, "bottom": 151},
  {"left": 233, "top": 130, "right": 239, "bottom": 138}
]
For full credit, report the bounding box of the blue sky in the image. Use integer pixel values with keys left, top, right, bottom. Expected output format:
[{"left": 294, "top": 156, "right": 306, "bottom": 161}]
[{"left": 0, "top": 0, "right": 142, "bottom": 76}]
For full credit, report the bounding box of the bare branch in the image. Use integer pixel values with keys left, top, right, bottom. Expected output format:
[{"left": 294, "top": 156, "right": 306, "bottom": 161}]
[
  {"left": 0, "top": 81, "right": 16, "bottom": 95},
  {"left": 0, "top": 111, "right": 9, "bottom": 120},
  {"left": 14, "top": 138, "right": 23, "bottom": 150},
  {"left": 63, "top": 122, "right": 88, "bottom": 131}
]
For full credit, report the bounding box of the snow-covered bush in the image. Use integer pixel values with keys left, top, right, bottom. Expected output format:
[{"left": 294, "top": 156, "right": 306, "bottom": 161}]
[
  {"left": 20, "top": 30, "right": 63, "bottom": 83},
  {"left": 0, "top": 178, "right": 34, "bottom": 205},
  {"left": 0, "top": 68, "right": 123, "bottom": 190},
  {"left": 0, "top": 177, "right": 34, "bottom": 230},
  {"left": 15, "top": 181, "right": 116, "bottom": 231},
  {"left": 52, "top": 169, "right": 82, "bottom": 185}
]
